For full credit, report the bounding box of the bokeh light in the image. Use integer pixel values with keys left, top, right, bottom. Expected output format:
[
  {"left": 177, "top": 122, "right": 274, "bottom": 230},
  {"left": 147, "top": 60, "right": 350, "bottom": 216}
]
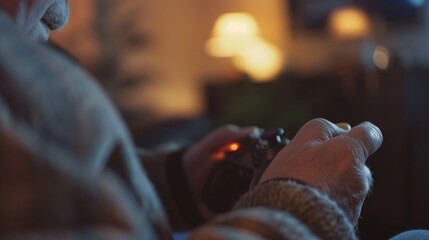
[{"left": 329, "top": 7, "right": 371, "bottom": 39}]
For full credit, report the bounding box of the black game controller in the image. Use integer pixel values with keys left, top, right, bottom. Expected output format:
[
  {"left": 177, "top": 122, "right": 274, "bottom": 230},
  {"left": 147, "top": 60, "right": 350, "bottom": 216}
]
[{"left": 202, "top": 128, "right": 289, "bottom": 213}]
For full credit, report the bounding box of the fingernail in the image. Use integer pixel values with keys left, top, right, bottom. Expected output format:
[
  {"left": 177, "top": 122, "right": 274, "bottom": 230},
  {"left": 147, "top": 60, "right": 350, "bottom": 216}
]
[{"left": 336, "top": 122, "right": 351, "bottom": 131}]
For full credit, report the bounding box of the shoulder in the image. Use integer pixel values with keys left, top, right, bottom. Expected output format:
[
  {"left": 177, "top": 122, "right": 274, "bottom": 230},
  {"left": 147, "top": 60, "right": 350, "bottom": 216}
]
[{"left": 0, "top": 12, "right": 130, "bottom": 164}]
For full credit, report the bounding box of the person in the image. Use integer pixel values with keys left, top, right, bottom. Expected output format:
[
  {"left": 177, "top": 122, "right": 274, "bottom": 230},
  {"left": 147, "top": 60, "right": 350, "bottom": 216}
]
[{"left": 0, "top": 1, "right": 383, "bottom": 239}]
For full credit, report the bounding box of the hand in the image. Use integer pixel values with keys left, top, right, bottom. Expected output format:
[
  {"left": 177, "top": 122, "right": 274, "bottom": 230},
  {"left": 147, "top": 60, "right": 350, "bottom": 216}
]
[
  {"left": 183, "top": 125, "right": 259, "bottom": 218},
  {"left": 260, "top": 118, "right": 383, "bottom": 225}
]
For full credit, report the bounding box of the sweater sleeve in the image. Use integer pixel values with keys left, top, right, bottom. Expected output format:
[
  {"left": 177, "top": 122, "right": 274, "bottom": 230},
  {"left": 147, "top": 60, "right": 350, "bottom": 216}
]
[
  {"left": 189, "top": 179, "right": 357, "bottom": 240},
  {"left": 139, "top": 147, "right": 204, "bottom": 230}
]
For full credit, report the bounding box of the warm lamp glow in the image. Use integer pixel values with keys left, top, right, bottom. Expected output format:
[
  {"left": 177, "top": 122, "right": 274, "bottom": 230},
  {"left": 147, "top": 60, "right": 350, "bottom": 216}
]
[
  {"left": 212, "top": 13, "right": 260, "bottom": 38},
  {"left": 206, "top": 36, "right": 259, "bottom": 58},
  {"left": 329, "top": 7, "right": 371, "bottom": 39},
  {"left": 373, "top": 46, "right": 390, "bottom": 70},
  {"left": 206, "top": 12, "right": 283, "bottom": 82},
  {"left": 232, "top": 38, "right": 282, "bottom": 82},
  {"left": 206, "top": 13, "right": 261, "bottom": 58}
]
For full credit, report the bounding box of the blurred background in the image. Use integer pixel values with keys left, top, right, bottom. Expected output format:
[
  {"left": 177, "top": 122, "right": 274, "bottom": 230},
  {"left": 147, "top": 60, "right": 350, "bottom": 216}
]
[{"left": 51, "top": 0, "right": 429, "bottom": 238}]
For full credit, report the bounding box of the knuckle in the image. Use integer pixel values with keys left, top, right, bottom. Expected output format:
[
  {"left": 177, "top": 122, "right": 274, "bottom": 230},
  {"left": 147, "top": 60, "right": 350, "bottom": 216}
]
[
  {"left": 305, "top": 118, "right": 332, "bottom": 132},
  {"left": 344, "top": 133, "right": 370, "bottom": 159},
  {"left": 307, "top": 118, "right": 336, "bottom": 138}
]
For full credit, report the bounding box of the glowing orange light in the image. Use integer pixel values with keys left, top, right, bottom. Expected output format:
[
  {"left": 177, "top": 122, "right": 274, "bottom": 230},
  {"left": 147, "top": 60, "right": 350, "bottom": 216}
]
[
  {"left": 227, "top": 142, "right": 240, "bottom": 152},
  {"left": 211, "top": 142, "right": 241, "bottom": 161}
]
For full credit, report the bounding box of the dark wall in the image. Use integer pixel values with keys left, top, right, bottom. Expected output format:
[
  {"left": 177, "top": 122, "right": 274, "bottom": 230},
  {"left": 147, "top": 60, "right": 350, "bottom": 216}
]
[{"left": 206, "top": 65, "right": 429, "bottom": 238}]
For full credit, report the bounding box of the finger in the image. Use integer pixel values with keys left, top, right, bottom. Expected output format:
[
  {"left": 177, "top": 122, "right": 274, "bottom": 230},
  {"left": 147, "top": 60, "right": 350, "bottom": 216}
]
[
  {"left": 291, "top": 118, "right": 349, "bottom": 146},
  {"left": 342, "top": 122, "right": 383, "bottom": 163}
]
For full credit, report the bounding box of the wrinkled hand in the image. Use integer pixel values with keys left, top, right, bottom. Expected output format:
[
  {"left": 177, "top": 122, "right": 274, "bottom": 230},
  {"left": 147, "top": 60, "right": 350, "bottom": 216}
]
[
  {"left": 183, "top": 125, "right": 258, "bottom": 218},
  {"left": 260, "top": 118, "right": 383, "bottom": 225}
]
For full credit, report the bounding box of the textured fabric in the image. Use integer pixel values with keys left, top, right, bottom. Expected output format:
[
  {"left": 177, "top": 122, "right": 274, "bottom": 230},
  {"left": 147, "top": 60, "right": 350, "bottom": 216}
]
[
  {"left": 0, "top": 126, "right": 149, "bottom": 239},
  {"left": 190, "top": 208, "right": 320, "bottom": 240},
  {"left": 233, "top": 180, "right": 357, "bottom": 240},
  {"left": 139, "top": 147, "right": 193, "bottom": 230},
  {"left": 0, "top": 11, "right": 170, "bottom": 240}
]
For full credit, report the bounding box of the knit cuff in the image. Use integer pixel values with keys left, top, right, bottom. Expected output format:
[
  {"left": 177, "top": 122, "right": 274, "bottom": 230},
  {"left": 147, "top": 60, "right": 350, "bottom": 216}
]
[
  {"left": 233, "top": 179, "right": 357, "bottom": 240},
  {"left": 139, "top": 147, "right": 203, "bottom": 230},
  {"left": 139, "top": 149, "right": 186, "bottom": 229},
  {"left": 190, "top": 208, "right": 319, "bottom": 240}
]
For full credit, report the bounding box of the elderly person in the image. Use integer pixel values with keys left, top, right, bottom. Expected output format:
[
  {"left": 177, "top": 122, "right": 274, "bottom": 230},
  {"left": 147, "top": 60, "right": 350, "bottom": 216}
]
[{"left": 0, "top": 1, "right": 383, "bottom": 239}]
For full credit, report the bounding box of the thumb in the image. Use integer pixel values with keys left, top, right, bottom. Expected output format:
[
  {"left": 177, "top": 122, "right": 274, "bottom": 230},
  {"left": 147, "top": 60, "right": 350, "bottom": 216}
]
[{"left": 341, "top": 122, "right": 383, "bottom": 163}]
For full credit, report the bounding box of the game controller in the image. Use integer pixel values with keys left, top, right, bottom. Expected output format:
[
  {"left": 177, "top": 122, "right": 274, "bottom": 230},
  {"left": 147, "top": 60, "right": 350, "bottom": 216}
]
[{"left": 202, "top": 128, "right": 290, "bottom": 213}]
